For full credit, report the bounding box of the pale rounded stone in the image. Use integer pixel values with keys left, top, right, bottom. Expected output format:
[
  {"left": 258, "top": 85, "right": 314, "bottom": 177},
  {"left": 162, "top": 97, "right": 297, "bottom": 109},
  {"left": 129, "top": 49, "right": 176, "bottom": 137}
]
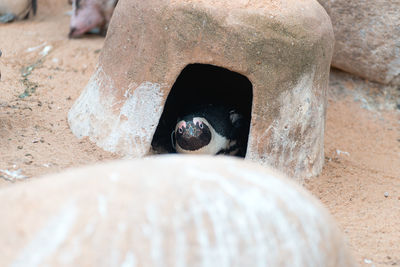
[
  {"left": 318, "top": 0, "right": 400, "bottom": 85},
  {"left": 68, "top": 0, "right": 334, "bottom": 180},
  {"left": 0, "top": 156, "right": 355, "bottom": 267}
]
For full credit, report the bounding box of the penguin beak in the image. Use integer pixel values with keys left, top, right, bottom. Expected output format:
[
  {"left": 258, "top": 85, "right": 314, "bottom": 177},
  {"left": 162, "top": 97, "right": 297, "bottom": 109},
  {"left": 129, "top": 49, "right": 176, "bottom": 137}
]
[
  {"left": 187, "top": 123, "right": 195, "bottom": 136},
  {"left": 175, "top": 118, "right": 211, "bottom": 152},
  {"left": 68, "top": 27, "right": 77, "bottom": 38},
  {"left": 176, "top": 121, "right": 198, "bottom": 138}
]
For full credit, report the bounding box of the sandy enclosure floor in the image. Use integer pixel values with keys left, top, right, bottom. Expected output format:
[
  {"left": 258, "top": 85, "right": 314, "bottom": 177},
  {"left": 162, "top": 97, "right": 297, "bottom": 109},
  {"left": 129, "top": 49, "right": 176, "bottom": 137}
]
[{"left": 0, "top": 2, "right": 399, "bottom": 266}]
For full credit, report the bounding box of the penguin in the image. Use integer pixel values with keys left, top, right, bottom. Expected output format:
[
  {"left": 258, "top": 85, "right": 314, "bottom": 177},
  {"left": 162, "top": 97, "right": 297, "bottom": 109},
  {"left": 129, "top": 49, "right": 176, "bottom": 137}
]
[
  {"left": 68, "top": 0, "right": 119, "bottom": 38},
  {"left": 0, "top": 0, "right": 37, "bottom": 23},
  {"left": 172, "top": 104, "right": 247, "bottom": 156}
]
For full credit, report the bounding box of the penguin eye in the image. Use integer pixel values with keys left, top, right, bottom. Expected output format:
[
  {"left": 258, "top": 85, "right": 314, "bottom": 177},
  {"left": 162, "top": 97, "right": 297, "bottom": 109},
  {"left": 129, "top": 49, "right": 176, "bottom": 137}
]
[
  {"left": 198, "top": 122, "right": 203, "bottom": 129},
  {"left": 178, "top": 128, "right": 183, "bottom": 134}
]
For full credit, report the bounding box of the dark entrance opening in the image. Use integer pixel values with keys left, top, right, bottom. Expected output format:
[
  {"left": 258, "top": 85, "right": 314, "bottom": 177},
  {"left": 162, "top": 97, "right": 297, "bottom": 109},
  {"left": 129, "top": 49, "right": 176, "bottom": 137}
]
[{"left": 151, "top": 63, "right": 253, "bottom": 157}]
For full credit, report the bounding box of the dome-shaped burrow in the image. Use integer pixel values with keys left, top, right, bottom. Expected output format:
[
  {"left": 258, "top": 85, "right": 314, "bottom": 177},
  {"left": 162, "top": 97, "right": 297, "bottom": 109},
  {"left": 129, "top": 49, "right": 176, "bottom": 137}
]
[
  {"left": 68, "top": 0, "right": 334, "bottom": 180},
  {"left": 151, "top": 63, "right": 253, "bottom": 156}
]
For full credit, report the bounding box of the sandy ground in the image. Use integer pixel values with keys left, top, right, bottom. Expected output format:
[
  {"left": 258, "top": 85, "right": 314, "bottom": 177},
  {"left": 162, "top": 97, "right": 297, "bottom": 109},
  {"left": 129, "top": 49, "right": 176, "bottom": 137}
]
[
  {"left": 306, "top": 70, "right": 400, "bottom": 266},
  {"left": 0, "top": 2, "right": 399, "bottom": 266}
]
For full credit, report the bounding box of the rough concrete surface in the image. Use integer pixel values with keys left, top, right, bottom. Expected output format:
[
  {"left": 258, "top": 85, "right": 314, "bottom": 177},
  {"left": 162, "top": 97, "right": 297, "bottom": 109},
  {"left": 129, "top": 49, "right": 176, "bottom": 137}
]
[{"left": 68, "top": 0, "right": 334, "bottom": 180}]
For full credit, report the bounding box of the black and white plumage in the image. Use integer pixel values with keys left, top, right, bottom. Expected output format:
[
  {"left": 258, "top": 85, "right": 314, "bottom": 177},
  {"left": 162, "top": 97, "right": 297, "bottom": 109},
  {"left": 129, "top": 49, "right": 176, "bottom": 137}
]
[{"left": 172, "top": 104, "right": 247, "bottom": 156}]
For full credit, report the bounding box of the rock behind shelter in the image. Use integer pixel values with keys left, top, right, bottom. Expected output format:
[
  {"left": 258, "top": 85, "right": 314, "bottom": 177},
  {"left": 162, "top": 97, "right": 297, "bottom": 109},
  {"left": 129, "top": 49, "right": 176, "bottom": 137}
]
[{"left": 318, "top": 0, "right": 400, "bottom": 85}]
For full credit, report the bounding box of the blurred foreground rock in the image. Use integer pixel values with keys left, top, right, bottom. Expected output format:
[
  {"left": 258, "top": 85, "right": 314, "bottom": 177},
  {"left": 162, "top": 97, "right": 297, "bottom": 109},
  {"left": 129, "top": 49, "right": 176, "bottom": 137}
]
[{"left": 0, "top": 156, "right": 355, "bottom": 266}]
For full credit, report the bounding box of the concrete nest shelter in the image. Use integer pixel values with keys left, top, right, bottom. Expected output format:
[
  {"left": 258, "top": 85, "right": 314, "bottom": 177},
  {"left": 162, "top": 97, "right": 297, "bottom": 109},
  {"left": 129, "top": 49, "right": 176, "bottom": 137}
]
[{"left": 68, "top": 0, "right": 334, "bottom": 180}]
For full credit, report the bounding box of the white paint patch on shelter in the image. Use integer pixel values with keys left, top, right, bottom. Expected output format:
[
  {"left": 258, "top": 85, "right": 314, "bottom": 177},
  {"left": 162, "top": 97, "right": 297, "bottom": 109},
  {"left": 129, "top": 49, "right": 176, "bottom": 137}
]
[
  {"left": 248, "top": 69, "right": 325, "bottom": 180},
  {"left": 68, "top": 67, "right": 165, "bottom": 157}
]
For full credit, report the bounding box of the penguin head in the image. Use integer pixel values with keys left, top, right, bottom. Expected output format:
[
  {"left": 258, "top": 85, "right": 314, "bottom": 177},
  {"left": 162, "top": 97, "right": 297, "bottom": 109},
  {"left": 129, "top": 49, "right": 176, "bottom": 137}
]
[{"left": 174, "top": 117, "right": 212, "bottom": 153}]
